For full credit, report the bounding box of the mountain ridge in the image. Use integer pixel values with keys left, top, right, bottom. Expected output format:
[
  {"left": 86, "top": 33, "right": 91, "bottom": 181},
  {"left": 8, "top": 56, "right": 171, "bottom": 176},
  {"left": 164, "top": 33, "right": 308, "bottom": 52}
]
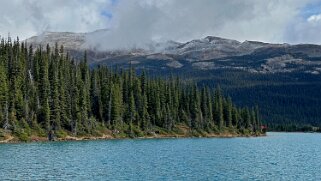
[{"left": 24, "top": 30, "right": 321, "bottom": 75}]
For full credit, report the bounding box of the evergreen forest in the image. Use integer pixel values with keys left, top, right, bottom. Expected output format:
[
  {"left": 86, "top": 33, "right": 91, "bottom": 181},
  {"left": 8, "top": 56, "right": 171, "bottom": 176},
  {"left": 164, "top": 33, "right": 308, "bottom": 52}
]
[{"left": 0, "top": 38, "right": 262, "bottom": 141}]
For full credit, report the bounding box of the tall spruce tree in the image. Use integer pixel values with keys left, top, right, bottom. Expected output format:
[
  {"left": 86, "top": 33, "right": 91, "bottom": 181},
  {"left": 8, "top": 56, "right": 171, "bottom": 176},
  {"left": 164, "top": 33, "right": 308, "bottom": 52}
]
[
  {"left": 214, "top": 86, "right": 224, "bottom": 128},
  {"left": 38, "top": 51, "right": 50, "bottom": 131}
]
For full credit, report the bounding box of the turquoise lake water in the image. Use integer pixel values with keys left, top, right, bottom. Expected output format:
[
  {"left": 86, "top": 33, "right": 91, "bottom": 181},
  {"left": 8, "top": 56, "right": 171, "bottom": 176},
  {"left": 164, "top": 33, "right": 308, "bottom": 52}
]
[{"left": 0, "top": 132, "right": 320, "bottom": 180}]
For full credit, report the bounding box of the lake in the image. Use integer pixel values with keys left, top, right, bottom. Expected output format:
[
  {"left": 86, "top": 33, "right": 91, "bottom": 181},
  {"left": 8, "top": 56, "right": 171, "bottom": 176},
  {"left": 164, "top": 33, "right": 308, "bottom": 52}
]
[{"left": 0, "top": 132, "right": 320, "bottom": 180}]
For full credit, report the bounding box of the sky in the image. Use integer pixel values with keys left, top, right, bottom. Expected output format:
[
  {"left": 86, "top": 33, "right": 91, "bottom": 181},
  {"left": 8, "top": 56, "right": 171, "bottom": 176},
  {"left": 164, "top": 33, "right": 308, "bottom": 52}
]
[{"left": 1, "top": 0, "right": 321, "bottom": 48}]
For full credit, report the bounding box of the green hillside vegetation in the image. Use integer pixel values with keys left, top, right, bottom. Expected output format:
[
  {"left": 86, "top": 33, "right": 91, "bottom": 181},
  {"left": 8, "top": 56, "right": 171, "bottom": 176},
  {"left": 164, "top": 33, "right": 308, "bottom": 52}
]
[
  {"left": 91, "top": 52, "right": 321, "bottom": 132},
  {"left": 0, "top": 37, "right": 262, "bottom": 141},
  {"left": 193, "top": 70, "right": 321, "bottom": 131}
]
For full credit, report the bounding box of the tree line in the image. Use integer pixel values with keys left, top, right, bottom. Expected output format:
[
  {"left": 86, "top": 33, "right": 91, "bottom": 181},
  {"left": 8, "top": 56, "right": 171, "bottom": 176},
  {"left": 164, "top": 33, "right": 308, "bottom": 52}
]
[{"left": 0, "top": 37, "right": 262, "bottom": 139}]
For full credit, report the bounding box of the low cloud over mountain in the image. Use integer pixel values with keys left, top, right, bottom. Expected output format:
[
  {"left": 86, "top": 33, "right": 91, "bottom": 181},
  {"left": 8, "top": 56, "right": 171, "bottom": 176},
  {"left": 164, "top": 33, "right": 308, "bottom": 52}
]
[{"left": 2, "top": 0, "right": 321, "bottom": 49}]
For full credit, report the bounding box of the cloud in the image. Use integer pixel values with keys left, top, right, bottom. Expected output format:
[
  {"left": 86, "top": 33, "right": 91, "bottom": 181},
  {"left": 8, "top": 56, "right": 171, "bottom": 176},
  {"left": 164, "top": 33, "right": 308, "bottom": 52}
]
[
  {"left": 0, "top": 0, "right": 321, "bottom": 48},
  {"left": 86, "top": 0, "right": 315, "bottom": 49},
  {"left": 307, "top": 14, "right": 321, "bottom": 23},
  {"left": 284, "top": 13, "right": 321, "bottom": 44},
  {"left": 0, "top": 0, "right": 114, "bottom": 40}
]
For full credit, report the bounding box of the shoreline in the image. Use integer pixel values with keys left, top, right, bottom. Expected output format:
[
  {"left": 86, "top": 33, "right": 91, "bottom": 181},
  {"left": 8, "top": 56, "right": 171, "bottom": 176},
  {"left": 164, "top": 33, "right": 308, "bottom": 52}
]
[{"left": 0, "top": 132, "right": 266, "bottom": 144}]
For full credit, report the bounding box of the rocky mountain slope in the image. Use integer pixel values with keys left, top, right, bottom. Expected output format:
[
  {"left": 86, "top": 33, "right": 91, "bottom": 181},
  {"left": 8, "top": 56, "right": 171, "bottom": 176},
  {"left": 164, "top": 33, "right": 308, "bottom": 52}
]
[{"left": 26, "top": 30, "right": 321, "bottom": 75}]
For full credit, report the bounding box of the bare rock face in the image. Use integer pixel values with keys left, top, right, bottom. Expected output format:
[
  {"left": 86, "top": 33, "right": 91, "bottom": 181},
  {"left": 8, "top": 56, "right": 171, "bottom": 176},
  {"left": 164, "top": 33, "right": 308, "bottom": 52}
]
[
  {"left": 25, "top": 30, "right": 321, "bottom": 75},
  {"left": 26, "top": 31, "right": 87, "bottom": 50},
  {"left": 192, "top": 62, "right": 216, "bottom": 70},
  {"left": 166, "top": 61, "right": 184, "bottom": 69}
]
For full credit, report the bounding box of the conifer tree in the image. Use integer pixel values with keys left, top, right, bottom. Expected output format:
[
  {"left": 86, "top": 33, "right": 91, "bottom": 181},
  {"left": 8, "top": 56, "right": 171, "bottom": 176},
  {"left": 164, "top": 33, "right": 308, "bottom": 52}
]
[
  {"left": 49, "top": 57, "right": 61, "bottom": 130},
  {"left": 232, "top": 107, "right": 239, "bottom": 127},
  {"left": 128, "top": 91, "right": 136, "bottom": 133},
  {"left": 39, "top": 52, "right": 50, "bottom": 130},
  {"left": 111, "top": 83, "right": 123, "bottom": 127},
  {"left": 224, "top": 97, "right": 233, "bottom": 128},
  {"left": 214, "top": 86, "right": 224, "bottom": 128},
  {"left": 141, "top": 92, "right": 150, "bottom": 131},
  {"left": 0, "top": 64, "right": 8, "bottom": 128}
]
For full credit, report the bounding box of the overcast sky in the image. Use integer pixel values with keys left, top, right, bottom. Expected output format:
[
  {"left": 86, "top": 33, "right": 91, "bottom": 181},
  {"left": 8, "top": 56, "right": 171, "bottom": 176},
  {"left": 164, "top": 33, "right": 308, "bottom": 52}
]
[{"left": 1, "top": 0, "right": 321, "bottom": 46}]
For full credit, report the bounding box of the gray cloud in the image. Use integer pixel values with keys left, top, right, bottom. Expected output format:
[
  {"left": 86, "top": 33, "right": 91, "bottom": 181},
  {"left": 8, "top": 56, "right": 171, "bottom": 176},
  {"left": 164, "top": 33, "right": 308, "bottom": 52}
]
[
  {"left": 86, "top": 0, "right": 318, "bottom": 50},
  {"left": 0, "top": 0, "right": 320, "bottom": 49},
  {"left": 0, "top": 0, "right": 112, "bottom": 39},
  {"left": 285, "top": 12, "right": 321, "bottom": 44}
]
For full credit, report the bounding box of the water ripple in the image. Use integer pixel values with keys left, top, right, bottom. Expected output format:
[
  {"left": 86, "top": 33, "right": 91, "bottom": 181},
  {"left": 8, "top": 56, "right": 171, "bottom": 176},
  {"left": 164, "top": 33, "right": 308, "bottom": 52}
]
[{"left": 1, "top": 133, "right": 321, "bottom": 180}]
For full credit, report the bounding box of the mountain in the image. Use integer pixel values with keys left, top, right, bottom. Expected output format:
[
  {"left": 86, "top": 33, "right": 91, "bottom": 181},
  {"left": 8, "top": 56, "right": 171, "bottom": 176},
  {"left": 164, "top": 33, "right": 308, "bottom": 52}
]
[
  {"left": 25, "top": 31, "right": 321, "bottom": 130},
  {"left": 26, "top": 30, "right": 321, "bottom": 75},
  {"left": 26, "top": 31, "right": 87, "bottom": 50}
]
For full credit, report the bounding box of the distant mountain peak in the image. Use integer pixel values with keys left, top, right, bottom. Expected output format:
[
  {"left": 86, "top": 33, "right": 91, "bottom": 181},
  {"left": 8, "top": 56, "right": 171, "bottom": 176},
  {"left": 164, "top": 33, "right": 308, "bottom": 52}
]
[
  {"left": 23, "top": 29, "right": 321, "bottom": 75},
  {"left": 203, "top": 36, "right": 240, "bottom": 43}
]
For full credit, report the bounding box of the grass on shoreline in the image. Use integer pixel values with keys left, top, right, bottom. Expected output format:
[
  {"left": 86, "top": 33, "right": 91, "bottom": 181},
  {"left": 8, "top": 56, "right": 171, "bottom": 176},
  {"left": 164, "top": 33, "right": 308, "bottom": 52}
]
[{"left": 0, "top": 124, "right": 265, "bottom": 144}]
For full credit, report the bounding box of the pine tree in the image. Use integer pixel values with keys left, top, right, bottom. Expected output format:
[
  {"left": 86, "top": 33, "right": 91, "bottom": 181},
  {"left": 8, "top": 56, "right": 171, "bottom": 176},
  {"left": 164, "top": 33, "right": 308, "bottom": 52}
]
[
  {"left": 70, "top": 65, "right": 81, "bottom": 135},
  {"left": 232, "top": 107, "right": 239, "bottom": 128},
  {"left": 111, "top": 83, "right": 123, "bottom": 128},
  {"left": 190, "top": 85, "right": 202, "bottom": 129},
  {"left": 128, "top": 91, "right": 136, "bottom": 133},
  {"left": 255, "top": 106, "right": 261, "bottom": 131},
  {"left": 0, "top": 63, "right": 9, "bottom": 128},
  {"left": 201, "top": 87, "right": 208, "bottom": 129},
  {"left": 251, "top": 108, "right": 256, "bottom": 132},
  {"left": 39, "top": 52, "right": 50, "bottom": 131},
  {"left": 214, "top": 86, "right": 224, "bottom": 128},
  {"left": 58, "top": 54, "right": 68, "bottom": 128},
  {"left": 224, "top": 97, "right": 233, "bottom": 128},
  {"left": 206, "top": 88, "right": 213, "bottom": 129},
  {"left": 49, "top": 57, "right": 61, "bottom": 130},
  {"left": 243, "top": 107, "right": 251, "bottom": 129},
  {"left": 141, "top": 92, "right": 150, "bottom": 131}
]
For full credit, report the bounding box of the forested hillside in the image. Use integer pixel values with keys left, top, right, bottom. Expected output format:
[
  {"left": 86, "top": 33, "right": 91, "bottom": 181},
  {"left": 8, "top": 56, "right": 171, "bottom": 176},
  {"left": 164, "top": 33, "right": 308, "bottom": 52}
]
[
  {"left": 0, "top": 38, "right": 262, "bottom": 141},
  {"left": 192, "top": 70, "right": 321, "bottom": 131},
  {"left": 26, "top": 31, "right": 321, "bottom": 132}
]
